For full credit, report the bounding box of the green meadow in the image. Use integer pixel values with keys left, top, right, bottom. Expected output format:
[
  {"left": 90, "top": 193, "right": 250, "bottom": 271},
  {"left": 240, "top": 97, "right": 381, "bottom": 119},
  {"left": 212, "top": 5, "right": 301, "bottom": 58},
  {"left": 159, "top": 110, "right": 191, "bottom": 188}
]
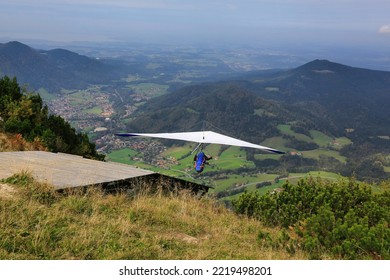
[
  {"left": 83, "top": 106, "right": 103, "bottom": 115},
  {"left": 106, "top": 123, "right": 361, "bottom": 199},
  {"left": 215, "top": 171, "right": 346, "bottom": 202},
  {"left": 309, "top": 130, "right": 333, "bottom": 147},
  {"left": 277, "top": 124, "right": 314, "bottom": 143},
  {"left": 106, "top": 148, "right": 140, "bottom": 165},
  {"left": 107, "top": 123, "right": 390, "bottom": 200},
  {"left": 106, "top": 148, "right": 159, "bottom": 171},
  {"left": 127, "top": 83, "right": 169, "bottom": 98},
  {"left": 302, "top": 149, "right": 347, "bottom": 163}
]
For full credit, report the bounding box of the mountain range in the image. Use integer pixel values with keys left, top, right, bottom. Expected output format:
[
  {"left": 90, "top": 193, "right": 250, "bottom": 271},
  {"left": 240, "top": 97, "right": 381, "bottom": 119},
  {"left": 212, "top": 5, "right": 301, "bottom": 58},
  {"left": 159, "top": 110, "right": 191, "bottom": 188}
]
[
  {"left": 243, "top": 59, "right": 390, "bottom": 136},
  {"left": 0, "top": 41, "right": 125, "bottom": 91},
  {"left": 126, "top": 59, "right": 390, "bottom": 139},
  {"left": 4, "top": 41, "right": 388, "bottom": 138},
  {"left": 123, "top": 59, "right": 390, "bottom": 180},
  {"left": 0, "top": 41, "right": 234, "bottom": 92},
  {"left": 1, "top": 41, "right": 389, "bottom": 179}
]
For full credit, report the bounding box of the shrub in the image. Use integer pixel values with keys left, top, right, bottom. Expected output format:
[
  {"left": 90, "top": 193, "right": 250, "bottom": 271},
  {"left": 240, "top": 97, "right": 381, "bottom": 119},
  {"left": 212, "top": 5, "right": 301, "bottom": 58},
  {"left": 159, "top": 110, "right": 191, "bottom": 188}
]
[{"left": 233, "top": 177, "right": 390, "bottom": 259}]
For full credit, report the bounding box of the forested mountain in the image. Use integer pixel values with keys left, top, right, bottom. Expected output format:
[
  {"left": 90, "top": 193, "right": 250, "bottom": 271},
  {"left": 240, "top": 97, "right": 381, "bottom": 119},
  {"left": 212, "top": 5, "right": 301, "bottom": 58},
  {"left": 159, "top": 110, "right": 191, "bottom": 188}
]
[
  {"left": 0, "top": 41, "right": 125, "bottom": 91},
  {"left": 124, "top": 60, "right": 390, "bottom": 180},
  {"left": 244, "top": 59, "right": 390, "bottom": 136},
  {"left": 127, "top": 59, "right": 390, "bottom": 138},
  {"left": 125, "top": 83, "right": 318, "bottom": 142}
]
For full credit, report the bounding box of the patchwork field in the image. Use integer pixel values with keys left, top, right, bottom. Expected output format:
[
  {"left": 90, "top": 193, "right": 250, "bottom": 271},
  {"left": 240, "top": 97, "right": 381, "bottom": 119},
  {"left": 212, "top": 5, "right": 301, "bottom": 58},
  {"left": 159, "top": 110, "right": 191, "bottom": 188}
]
[{"left": 106, "top": 122, "right": 369, "bottom": 200}]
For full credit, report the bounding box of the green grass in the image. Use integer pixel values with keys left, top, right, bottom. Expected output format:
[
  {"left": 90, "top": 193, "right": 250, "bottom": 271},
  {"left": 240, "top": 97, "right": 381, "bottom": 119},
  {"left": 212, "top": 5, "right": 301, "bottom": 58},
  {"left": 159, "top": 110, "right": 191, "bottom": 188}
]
[
  {"left": 277, "top": 124, "right": 353, "bottom": 151},
  {"left": 67, "top": 91, "right": 90, "bottom": 106},
  {"left": 122, "top": 74, "right": 142, "bottom": 82},
  {"left": 309, "top": 130, "right": 333, "bottom": 147},
  {"left": 83, "top": 106, "right": 103, "bottom": 115},
  {"left": 0, "top": 172, "right": 309, "bottom": 260},
  {"left": 333, "top": 137, "right": 353, "bottom": 148},
  {"left": 217, "top": 171, "right": 348, "bottom": 203},
  {"left": 127, "top": 83, "right": 169, "bottom": 98},
  {"left": 214, "top": 146, "right": 255, "bottom": 170},
  {"left": 161, "top": 145, "right": 255, "bottom": 173},
  {"left": 107, "top": 148, "right": 170, "bottom": 172},
  {"left": 106, "top": 148, "right": 140, "bottom": 165},
  {"left": 212, "top": 173, "right": 278, "bottom": 193},
  {"left": 287, "top": 171, "right": 344, "bottom": 182},
  {"left": 302, "top": 149, "right": 347, "bottom": 163},
  {"left": 260, "top": 136, "right": 289, "bottom": 154},
  {"left": 161, "top": 144, "right": 193, "bottom": 159},
  {"left": 277, "top": 124, "right": 313, "bottom": 143},
  {"left": 274, "top": 124, "right": 353, "bottom": 165}
]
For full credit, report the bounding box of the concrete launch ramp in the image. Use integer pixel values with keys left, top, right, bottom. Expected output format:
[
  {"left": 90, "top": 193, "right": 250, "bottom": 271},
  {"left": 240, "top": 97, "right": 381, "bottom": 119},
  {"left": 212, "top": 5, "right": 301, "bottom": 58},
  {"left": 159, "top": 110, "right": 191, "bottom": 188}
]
[{"left": 0, "top": 151, "right": 210, "bottom": 194}]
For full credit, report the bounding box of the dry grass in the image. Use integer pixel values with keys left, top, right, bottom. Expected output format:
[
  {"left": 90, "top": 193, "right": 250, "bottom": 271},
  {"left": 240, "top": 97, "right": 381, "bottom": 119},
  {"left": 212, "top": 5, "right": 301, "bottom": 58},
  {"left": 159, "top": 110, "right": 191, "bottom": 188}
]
[
  {"left": 0, "top": 132, "right": 47, "bottom": 152},
  {"left": 0, "top": 172, "right": 308, "bottom": 260},
  {"left": 0, "top": 184, "right": 16, "bottom": 200}
]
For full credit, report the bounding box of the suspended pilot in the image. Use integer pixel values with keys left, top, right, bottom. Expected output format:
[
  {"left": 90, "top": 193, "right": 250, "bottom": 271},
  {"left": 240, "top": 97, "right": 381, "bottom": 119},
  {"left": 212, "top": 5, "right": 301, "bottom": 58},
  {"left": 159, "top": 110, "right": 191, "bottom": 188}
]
[{"left": 193, "top": 151, "right": 212, "bottom": 173}]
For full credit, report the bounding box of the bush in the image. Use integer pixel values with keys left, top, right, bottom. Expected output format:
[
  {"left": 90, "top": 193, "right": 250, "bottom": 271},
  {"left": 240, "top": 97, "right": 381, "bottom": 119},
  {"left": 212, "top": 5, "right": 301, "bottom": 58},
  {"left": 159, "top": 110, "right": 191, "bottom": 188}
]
[{"left": 232, "top": 177, "right": 390, "bottom": 259}]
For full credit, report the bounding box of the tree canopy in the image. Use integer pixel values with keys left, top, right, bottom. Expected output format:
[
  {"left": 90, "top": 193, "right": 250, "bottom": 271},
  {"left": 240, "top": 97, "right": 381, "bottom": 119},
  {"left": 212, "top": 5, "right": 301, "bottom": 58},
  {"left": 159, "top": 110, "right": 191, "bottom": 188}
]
[{"left": 0, "top": 76, "right": 103, "bottom": 160}]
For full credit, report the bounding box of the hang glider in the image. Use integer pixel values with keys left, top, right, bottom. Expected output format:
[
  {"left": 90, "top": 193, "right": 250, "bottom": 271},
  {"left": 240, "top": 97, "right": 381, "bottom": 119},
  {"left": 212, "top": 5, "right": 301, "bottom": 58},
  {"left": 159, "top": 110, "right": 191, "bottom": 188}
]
[{"left": 115, "top": 131, "right": 285, "bottom": 154}]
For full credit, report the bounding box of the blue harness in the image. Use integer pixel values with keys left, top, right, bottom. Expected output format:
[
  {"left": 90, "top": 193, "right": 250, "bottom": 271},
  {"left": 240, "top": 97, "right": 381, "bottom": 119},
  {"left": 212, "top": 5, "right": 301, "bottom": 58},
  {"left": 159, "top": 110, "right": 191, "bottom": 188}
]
[{"left": 195, "top": 152, "right": 206, "bottom": 172}]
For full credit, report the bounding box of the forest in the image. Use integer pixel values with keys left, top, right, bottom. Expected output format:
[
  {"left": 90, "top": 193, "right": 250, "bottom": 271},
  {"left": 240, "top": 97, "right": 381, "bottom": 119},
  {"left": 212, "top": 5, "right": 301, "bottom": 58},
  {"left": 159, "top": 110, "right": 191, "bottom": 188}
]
[{"left": 0, "top": 76, "right": 102, "bottom": 159}]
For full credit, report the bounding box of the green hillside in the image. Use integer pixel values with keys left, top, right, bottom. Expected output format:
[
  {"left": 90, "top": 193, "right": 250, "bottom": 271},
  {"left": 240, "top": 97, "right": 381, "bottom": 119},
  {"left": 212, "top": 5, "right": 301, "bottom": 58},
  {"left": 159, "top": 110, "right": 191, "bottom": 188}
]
[
  {"left": 117, "top": 60, "right": 390, "bottom": 185},
  {"left": 0, "top": 172, "right": 308, "bottom": 260},
  {"left": 1, "top": 172, "right": 388, "bottom": 260},
  {"left": 109, "top": 117, "right": 389, "bottom": 199}
]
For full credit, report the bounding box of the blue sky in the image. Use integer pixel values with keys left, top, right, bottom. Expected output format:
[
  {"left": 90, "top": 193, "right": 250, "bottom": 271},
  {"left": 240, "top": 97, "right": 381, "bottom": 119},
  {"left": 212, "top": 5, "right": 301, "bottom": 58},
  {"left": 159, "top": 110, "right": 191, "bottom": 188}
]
[{"left": 1, "top": 0, "right": 390, "bottom": 48}]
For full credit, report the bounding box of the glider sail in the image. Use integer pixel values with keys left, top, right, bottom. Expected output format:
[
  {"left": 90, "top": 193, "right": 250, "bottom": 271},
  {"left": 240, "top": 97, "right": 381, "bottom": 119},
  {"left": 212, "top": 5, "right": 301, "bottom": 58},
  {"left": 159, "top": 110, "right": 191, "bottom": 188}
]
[{"left": 115, "top": 131, "right": 285, "bottom": 154}]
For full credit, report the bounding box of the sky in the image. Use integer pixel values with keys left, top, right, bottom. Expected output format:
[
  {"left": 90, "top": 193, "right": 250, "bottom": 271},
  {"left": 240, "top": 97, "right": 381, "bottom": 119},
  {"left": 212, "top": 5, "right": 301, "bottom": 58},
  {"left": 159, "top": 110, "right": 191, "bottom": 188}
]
[{"left": 1, "top": 0, "right": 390, "bottom": 50}]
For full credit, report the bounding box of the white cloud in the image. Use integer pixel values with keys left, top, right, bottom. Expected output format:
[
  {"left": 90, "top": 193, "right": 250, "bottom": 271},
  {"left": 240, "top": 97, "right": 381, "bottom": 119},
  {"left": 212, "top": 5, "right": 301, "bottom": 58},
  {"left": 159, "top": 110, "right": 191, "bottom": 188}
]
[{"left": 378, "top": 24, "right": 390, "bottom": 34}]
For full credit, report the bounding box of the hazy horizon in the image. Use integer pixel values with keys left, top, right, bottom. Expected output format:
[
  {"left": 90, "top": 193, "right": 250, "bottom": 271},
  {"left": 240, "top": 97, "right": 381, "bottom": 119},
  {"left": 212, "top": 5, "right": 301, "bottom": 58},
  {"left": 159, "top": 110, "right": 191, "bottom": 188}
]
[
  {"left": 1, "top": 0, "right": 390, "bottom": 70},
  {"left": 2, "top": 1, "right": 390, "bottom": 44}
]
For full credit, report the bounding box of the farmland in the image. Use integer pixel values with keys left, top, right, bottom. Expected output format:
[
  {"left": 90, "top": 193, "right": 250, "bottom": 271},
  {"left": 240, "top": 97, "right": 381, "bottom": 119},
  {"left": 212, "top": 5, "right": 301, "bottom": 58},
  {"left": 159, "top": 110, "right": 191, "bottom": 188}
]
[{"left": 106, "top": 123, "right": 357, "bottom": 200}]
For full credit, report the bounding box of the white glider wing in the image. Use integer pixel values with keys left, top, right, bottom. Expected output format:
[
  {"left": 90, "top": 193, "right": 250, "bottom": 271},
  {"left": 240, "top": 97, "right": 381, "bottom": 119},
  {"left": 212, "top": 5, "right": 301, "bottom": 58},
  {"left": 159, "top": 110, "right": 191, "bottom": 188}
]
[{"left": 115, "top": 131, "right": 284, "bottom": 154}]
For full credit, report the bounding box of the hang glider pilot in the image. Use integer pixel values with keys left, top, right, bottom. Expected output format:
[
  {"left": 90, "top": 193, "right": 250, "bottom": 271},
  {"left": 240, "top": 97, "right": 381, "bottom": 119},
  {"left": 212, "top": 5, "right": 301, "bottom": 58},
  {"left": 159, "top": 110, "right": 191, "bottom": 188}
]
[
  {"left": 114, "top": 131, "right": 285, "bottom": 174},
  {"left": 193, "top": 151, "right": 212, "bottom": 173}
]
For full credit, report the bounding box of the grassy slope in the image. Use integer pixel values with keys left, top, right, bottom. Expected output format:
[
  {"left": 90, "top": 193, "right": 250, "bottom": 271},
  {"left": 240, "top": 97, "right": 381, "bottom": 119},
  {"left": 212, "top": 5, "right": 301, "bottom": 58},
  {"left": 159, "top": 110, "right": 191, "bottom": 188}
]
[{"left": 0, "top": 173, "right": 308, "bottom": 260}]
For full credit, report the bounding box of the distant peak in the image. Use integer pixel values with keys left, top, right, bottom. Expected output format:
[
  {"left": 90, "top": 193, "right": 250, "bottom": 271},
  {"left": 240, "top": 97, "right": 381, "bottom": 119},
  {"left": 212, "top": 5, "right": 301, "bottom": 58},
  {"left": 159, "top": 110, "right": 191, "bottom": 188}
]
[
  {"left": 5, "top": 41, "right": 30, "bottom": 48},
  {"left": 1, "top": 41, "right": 34, "bottom": 53},
  {"left": 0, "top": 41, "right": 35, "bottom": 56},
  {"left": 295, "top": 59, "right": 348, "bottom": 72},
  {"left": 305, "top": 59, "right": 334, "bottom": 67}
]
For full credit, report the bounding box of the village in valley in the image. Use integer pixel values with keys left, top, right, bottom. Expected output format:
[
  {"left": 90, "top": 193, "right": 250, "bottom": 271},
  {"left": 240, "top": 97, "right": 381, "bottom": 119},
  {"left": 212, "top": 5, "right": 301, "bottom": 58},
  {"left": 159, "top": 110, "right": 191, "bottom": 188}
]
[{"left": 45, "top": 81, "right": 179, "bottom": 168}]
